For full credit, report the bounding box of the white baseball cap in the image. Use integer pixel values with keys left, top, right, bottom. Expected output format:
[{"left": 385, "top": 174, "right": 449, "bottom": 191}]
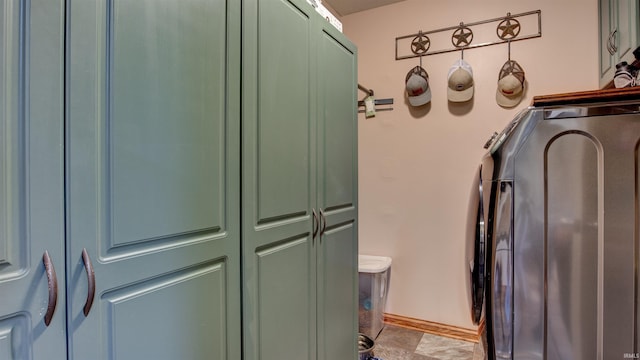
[
  {"left": 496, "top": 60, "right": 525, "bottom": 108},
  {"left": 447, "top": 59, "right": 474, "bottom": 102},
  {"left": 405, "top": 66, "right": 432, "bottom": 106}
]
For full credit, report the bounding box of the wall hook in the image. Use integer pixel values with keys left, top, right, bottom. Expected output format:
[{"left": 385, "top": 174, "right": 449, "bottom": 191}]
[
  {"left": 452, "top": 21, "right": 473, "bottom": 48},
  {"left": 395, "top": 10, "right": 540, "bottom": 60},
  {"left": 410, "top": 30, "right": 430, "bottom": 55},
  {"left": 497, "top": 13, "right": 521, "bottom": 40},
  {"left": 358, "top": 83, "right": 374, "bottom": 97}
]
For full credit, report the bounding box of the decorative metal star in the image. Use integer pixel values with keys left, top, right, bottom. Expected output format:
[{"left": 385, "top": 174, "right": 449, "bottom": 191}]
[
  {"left": 411, "top": 33, "right": 430, "bottom": 55},
  {"left": 497, "top": 18, "right": 521, "bottom": 40},
  {"left": 452, "top": 26, "right": 473, "bottom": 47}
]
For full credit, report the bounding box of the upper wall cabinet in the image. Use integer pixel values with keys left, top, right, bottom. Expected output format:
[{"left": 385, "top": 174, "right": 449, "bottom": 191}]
[
  {"left": 241, "top": 0, "right": 358, "bottom": 359},
  {"left": 599, "top": 0, "right": 639, "bottom": 88}
]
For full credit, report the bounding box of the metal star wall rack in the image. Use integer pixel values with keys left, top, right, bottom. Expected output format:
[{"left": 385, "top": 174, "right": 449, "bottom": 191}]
[{"left": 395, "top": 10, "right": 542, "bottom": 60}]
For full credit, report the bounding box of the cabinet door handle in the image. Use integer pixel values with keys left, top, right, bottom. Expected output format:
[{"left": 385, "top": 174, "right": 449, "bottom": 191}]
[
  {"left": 312, "top": 209, "right": 319, "bottom": 239},
  {"left": 42, "top": 251, "right": 58, "bottom": 326},
  {"left": 608, "top": 29, "right": 618, "bottom": 55},
  {"left": 319, "top": 209, "right": 327, "bottom": 237},
  {"left": 81, "top": 248, "right": 96, "bottom": 317}
]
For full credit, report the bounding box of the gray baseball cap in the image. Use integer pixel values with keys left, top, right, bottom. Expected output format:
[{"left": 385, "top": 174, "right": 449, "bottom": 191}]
[{"left": 406, "top": 66, "right": 432, "bottom": 106}]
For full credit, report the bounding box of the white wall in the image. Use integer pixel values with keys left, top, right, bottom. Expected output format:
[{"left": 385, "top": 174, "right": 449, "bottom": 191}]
[{"left": 342, "top": 0, "right": 599, "bottom": 329}]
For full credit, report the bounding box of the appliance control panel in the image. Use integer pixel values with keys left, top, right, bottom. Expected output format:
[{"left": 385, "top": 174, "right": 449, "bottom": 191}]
[{"left": 486, "top": 108, "right": 530, "bottom": 154}]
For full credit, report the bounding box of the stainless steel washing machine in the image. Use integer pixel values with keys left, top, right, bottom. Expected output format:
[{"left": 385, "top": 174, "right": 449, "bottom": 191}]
[{"left": 467, "top": 89, "right": 640, "bottom": 360}]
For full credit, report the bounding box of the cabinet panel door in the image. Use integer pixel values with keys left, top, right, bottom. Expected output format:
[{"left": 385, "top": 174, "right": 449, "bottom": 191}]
[
  {"left": 66, "top": 0, "right": 241, "bottom": 359},
  {"left": 316, "top": 23, "right": 358, "bottom": 360},
  {"left": 242, "top": 0, "right": 317, "bottom": 359},
  {"left": 616, "top": 0, "right": 638, "bottom": 64},
  {"left": 317, "top": 25, "right": 357, "bottom": 218},
  {"left": 317, "top": 223, "right": 358, "bottom": 360},
  {"left": 0, "top": 1, "right": 65, "bottom": 358},
  {"left": 599, "top": 0, "right": 615, "bottom": 86}
]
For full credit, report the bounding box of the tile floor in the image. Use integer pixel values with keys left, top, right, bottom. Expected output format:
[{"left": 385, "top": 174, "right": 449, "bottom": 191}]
[{"left": 368, "top": 324, "right": 484, "bottom": 360}]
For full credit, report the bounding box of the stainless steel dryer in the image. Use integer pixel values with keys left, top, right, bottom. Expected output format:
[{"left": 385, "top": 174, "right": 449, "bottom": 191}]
[{"left": 466, "top": 89, "right": 640, "bottom": 360}]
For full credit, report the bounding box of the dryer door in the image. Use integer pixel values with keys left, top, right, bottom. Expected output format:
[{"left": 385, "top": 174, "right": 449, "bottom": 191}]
[{"left": 466, "top": 165, "right": 485, "bottom": 325}]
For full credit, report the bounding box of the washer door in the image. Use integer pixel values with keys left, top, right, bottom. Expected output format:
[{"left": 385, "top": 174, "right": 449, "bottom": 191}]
[{"left": 465, "top": 165, "right": 485, "bottom": 324}]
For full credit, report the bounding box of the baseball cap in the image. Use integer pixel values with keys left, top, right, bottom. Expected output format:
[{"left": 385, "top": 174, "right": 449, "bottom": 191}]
[
  {"left": 447, "top": 59, "right": 474, "bottom": 102},
  {"left": 496, "top": 60, "right": 525, "bottom": 108},
  {"left": 405, "top": 66, "right": 432, "bottom": 106}
]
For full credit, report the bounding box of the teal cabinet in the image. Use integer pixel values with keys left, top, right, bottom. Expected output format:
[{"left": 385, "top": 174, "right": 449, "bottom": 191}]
[
  {"left": 1, "top": 0, "right": 241, "bottom": 359},
  {"left": 599, "top": 0, "right": 639, "bottom": 88},
  {"left": 242, "top": 0, "right": 358, "bottom": 359},
  {"left": 2, "top": 0, "right": 355, "bottom": 358}
]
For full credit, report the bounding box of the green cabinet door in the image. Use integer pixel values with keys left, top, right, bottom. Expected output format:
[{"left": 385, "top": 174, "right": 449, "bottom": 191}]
[
  {"left": 242, "top": 0, "right": 318, "bottom": 359},
  {"left": 243, "top": 1, "right": 358, "bottom": 359},
  {"left": 66, "top": 0, "right": 241, "bottom": 359},
  {"left": 0, "top": 1, "right": 65, "bottom": 358},
  {"left": 315, "top": 21, "right": 358, "bottom": 360}
]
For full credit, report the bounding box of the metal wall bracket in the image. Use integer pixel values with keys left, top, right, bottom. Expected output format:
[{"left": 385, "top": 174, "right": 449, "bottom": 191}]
[
  {"left": 395, "top": 10, "right": 542, "bottom": 60},
  {"left": 357, "top": 83, "right": 394, "bottom": 112}
]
